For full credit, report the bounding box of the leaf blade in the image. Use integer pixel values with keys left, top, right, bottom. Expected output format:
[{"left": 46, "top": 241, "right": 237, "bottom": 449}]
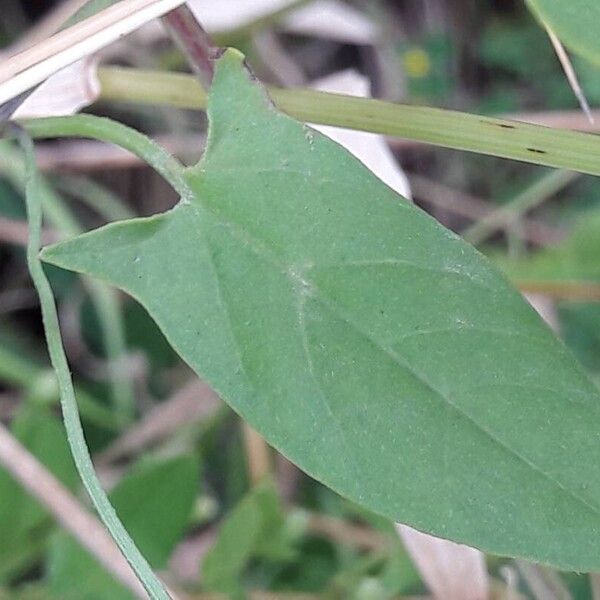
[{"left": 41, "top": 49, "right": 600, "bottom": 571}]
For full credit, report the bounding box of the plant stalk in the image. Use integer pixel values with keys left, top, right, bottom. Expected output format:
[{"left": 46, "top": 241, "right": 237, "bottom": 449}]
[
  {"left": 20, "top": 114, "right": 190, "bottom": 198},
  {"left": 97, "top": 66, "right": 600, "bottom": 178},
  {"left": 19, "top": 130, "right": 171, "bottom": 599}
]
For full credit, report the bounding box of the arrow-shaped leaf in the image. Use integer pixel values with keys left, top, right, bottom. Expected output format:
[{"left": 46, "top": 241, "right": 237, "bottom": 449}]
[{"left": 42, "top": 48, "right": 600, "bottom": 571}]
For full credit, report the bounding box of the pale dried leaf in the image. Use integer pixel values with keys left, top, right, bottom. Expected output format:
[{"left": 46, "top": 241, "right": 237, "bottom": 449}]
[
  {"left": 523, "top": 293, "right": 559, "bottom": 332},
  {"left": 310, "top": 69, "right": 410, "bottom": 198},
  {"left": 396, "top": 523, "right": 489, "bottom": 600},
  {"left": 283, "top": 0, "right": 378, "bottom": 44},
  {"left": 187, "top": 0, "right": 297, "bottom": 33},
  {"left": 13, "top": 57, "right": 100, "bottom": 119}
]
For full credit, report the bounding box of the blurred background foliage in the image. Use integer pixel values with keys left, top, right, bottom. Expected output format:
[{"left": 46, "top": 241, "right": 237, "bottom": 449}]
[{"left": 2, "top": 0, "right": 600, "bottom": 598}]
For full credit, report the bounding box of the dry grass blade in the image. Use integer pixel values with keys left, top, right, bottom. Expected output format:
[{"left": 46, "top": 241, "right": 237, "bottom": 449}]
[
  {"left": 0, "top": 0, "right": 186, "bottom": 106},
  {"left": 96, "top": 378, "right": 221, "bottom": 465},
  {"left": 0, "top": 0, "right": 88, "bottom": 58},
  {"left": 0, "top": 422, "right": 146, "bottom": 599},
  {"left": 544, "top": 24, "right": 594, "bottom": 124}
]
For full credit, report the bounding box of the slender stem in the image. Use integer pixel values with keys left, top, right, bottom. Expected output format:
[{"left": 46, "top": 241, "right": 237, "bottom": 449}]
[
  {"left": 20, "top": 114, "right": 190, "bottom": 198},
  {"left": 19, "top": 130, "right": 171, "bottom": 600},
  {"left": 97, "top": 66, "right": 600, "bottom": 177},
  {"left": 11, "top": 120, "right": 188, "bottom": 422},
  {"left": 0, "top": 139, "right": 135, "bottom": 425},
  {"left": 463, "top": 169, "right": 579, "bottom": 245},
  {"left": 0, "top": 421, "right": 147, "bottom": 599},
  {"left": 161, "top": 4, "right": 216, "bottom": 89}
]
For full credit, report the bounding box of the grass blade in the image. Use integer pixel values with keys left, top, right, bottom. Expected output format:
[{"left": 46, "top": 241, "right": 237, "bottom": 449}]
[{"left": 97, "top": 66, "right": 600, "bottom": 177}]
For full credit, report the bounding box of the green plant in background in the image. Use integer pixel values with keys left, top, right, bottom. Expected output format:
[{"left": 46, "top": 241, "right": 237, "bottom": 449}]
[
  {"left": 526, "top": 0, "right": 600, "bottom": 67},
  {"left": 7, "top": 0, "right": 600, "bottom": 598}
]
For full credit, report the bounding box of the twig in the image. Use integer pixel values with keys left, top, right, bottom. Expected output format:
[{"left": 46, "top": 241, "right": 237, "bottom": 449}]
[
  {"left": 169, "top": 525, "right": 218, "bottom": 584},
  {"left": 161, "top": 5, "right": 217, "bottom": 89},
  {"left": 0, "top": 422, "right": 146, "bottom": 599},
  {"left": 305, "top": 511, "right": 388, "bottom": 552},
  {"left": 97, "top": 378, "right": 221, "bottom": 465},
  {"left": 253, "top": 30, "right": 306, "bottom": 87}
]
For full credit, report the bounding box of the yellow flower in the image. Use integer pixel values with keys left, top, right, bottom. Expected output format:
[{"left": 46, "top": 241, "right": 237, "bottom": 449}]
[{"left": 404, "top": 48, "right": 432, "bottom": 79}]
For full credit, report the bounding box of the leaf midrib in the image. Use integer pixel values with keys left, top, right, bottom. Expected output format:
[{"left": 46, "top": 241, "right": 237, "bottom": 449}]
[{"left": 189, "top": 200, "right": 600, "bottom": 520}]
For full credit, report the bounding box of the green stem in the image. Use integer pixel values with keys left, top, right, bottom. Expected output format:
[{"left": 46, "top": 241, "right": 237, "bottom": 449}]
[
  {"left": 19, "top": 131, "right": 170, "bottom": 600},
  {"left": 21, "top": 115, "right": 190, "bottom": 198},
  {"left": 15, "top": 116, "right": 193, "bottom": 427},
  {"left": 0, "top": 140, "right": 135, "bottom": 426},
  {"left": 464, "top": 169, "right": 579, "bottom": 245},
  {"left": 97, "top": 66, "right": 600, "bottom": 177},
  {"left": 17, "top": 116, "right": 192, "bottom": 425}
]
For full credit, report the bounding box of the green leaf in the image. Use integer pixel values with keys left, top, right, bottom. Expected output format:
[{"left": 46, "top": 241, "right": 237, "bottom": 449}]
[
  {"left": 202, "top": 479, "right": 292, "bottom": 596},
  {"left": 42, "top": 49, "right": 600, "bottom": 571},
  {"left": 526, "top": 0, "right": 600, "bottom": 66},
  {"left": 47, "top": 455, "right": 198, "bottom": 599},
  {"left": 0, "top": 406, "right": 77, "bottom": 579}
]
